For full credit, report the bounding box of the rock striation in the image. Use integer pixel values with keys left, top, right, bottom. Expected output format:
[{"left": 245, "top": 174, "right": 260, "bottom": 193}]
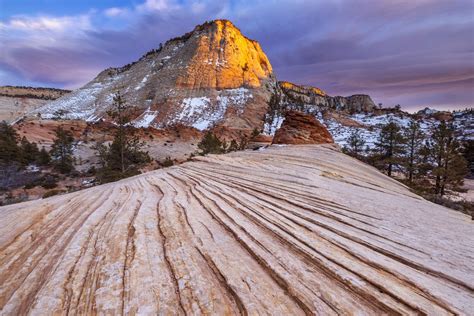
[
  {"left": 36, "top": 20, "right": 276, "bottom": 132},
  {"left": 1, "top": 145, "right": 473, "bottom": 314},
  {"left": 273, "top": 110, "right": 334, "bottom": 144}
]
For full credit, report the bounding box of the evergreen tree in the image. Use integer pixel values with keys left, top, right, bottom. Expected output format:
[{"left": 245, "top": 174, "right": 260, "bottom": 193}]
[
  {"left": 107, "top": 92, "right": 128, "bottom": 173},
  {"left": 94, "top": 91, "right": 151, "bottom": 183},
  {"left": 19, "top": 136, "right": 40, "bottom": 165},
  {"left": 461, "top": 140, "right": 474, "bottom": 178},
  {"left": 416, "top": 142, "right": 432, "bottom": 178},
  {"left": 374, "top": 120, "right": 406, "bottom": 176},
  {"left": 50, "top": 126, "right": 75, "bottom": 174},
  {"left": 197, "top": 131, "right": 224, "bottom": 155},
  {"left": 37, "top": 147, "right": 51, "bottom": 166},
  {"left": 403, "top": 120, "right": 425, "bottom": 182},
  {"left": 345, "top": 129, "right": 365, "bottom": 158},
  {"left": 428, "top": 121, "right": 468, "bottom": 195},
  {"left": 0, "top": 121, "right": 20, "bottom": 163}
]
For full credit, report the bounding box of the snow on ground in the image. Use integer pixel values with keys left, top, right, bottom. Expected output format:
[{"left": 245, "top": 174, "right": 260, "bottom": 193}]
[
  {"left": 133, "top": 107, "right": 159, "bottom": 128},
  {"left": 35, "top": 74, "right": 125, "bottom": 122},
  {"left": 176, "top": 96, "right": 212, "bottom": 130},
  {"left": 37, "top": 83, "right": 103, "bottom": 121},
  {"left": 168, "top": 88, "right": 253, "bottom": 130},
  {"left": 265, "top": 107, "right": 471, "bottom": 150},
  {"left": 134, "top": 75, "right": 149, "bottom": 91},
  {"left": 324, "top": 113, "right": 424, "bottom": 149},
  {"left": 216, "top": 88, "right": 252, "bottom": 115},
  {"left": 263, "top": 114, "right": 284, "bottom": 135}
]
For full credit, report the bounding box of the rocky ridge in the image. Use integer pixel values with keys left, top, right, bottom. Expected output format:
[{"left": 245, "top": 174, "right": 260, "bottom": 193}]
[
  {"left": 0, "top": 86, "right": 70, "bottom": 100},
  {"left": 0, "top": 86, "right": 70, "bottom": 123},
  {"left": 278, "top": 81, "right": 377, "bottom": 113}
]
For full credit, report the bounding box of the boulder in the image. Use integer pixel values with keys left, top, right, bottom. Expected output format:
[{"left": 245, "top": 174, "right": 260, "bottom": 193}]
[{"left": 272, "top": 110, "right": 334, "bottom": 144}]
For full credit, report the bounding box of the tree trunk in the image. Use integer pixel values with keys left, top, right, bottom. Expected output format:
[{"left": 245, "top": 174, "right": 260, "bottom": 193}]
[
  {"left": 435, "top": 149, "right": 443, "bottom": 195},
  {"left": 408, "top": 136, "right": 415, "bottom": 182},
  {"left": 120, "top": 129, "right": 125, "bottom": 174}
]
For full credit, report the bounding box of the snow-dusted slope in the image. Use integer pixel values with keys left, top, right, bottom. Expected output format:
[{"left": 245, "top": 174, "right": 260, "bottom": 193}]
[
  {"left": 265, "top": 109, "right": 473, "bottom": 149},
  {"left": 34, "top": 20, "right": 276, "bottom": 131},
  {"left": 1, "top": 145, "right": 473, "bottom": 314}
]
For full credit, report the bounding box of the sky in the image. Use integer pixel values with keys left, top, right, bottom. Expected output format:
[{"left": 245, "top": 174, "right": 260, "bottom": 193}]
[{"left": 0, "top": 0, "right": 473, "bottom": 111}]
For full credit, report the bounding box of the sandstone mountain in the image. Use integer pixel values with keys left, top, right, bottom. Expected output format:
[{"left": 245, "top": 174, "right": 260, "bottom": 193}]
[
  {"left": 36, "top": 20, "right": 276, "bottom": 132},
  {"left": 33, "top": 20, "right": 382, "bottom": 136},
  {"left": 0, "top": 86, "right": 70, "bottom": 123},
  {"left": 1, "top": 145, "right": 473, "bottom": 314}
]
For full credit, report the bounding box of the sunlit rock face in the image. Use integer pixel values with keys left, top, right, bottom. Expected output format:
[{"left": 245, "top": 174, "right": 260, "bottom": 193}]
[
  {"left": 35, "top": 20, "right": 277, "bottom": 132},
  {"left": 175, "top": 20, "right": 273, "bottom": 89},
  {"left": 279, "top": 81, "right": 327, "bottom": 99}
]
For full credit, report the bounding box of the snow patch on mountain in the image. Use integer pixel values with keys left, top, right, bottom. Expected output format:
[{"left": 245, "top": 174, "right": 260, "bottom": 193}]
[
  {"left": 264, "top": 115, "right": 284, "bottom": 135},
  {"left": 133, "top": 107, "right": 159, "bottom": 128},
  {"left": 134, "top": 75, "right": 149, "bottom": 91},
  {"left": 36, "top": 74, "right": 125, "bottom": 121},
  {"left": 217, "top": 88, "right": 252, "bottom": 115},
  {"left": 163, "top": 88, "right": 253, "bottom": 130}
]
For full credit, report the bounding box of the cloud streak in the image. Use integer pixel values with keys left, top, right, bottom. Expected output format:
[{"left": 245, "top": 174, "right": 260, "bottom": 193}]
[{"left": 0, "top": 0, "right": 473, "bottom": 110}]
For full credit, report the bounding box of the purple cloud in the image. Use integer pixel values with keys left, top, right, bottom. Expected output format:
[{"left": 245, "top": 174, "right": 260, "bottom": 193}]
[{"left": 0, "top": 0, "right": 473, "bottom": 110}]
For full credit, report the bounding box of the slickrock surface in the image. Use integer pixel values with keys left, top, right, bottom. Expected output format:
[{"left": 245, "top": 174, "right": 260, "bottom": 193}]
[
  {"left": 1, "top": 145, "right": 473, "bottom": 315},
  {"left": 273, "top": 111, "right": 334, "bottom": 144}
]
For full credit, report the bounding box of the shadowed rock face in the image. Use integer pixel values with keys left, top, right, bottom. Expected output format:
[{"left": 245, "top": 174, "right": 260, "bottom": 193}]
[
  {"left": 35, "top": 20, "right": 277, "bottom": 132},
  {"left": 279, "top": 81, "right": 377, "bottom": 113},
  {"left": 1, "top": 145, "right": 473, "bottom": 314},
  {"left": 273, "top": 110, "right": 334, "bottom": 144}
]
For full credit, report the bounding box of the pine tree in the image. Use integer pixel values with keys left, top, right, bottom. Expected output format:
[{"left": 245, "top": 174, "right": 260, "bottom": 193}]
[
  {"left": 416, "top": 142, "right": 432, "bottom": 178},
  {"left": 0, "top": 121, "right": 21, "bottom": 163},
  {"left": 197, "top": 131, "right": 224, "bottom": 155},
  {"left": 346, "top": 129, "right": 365, "bottom": 158},
  {"left": 37, "top": 147, "right": 51, "bottom": 166},
  {"left": 50, "top": 126, "right": 75, "bottom": 174},
  {"left": 403, "top": 120, "right": 425, "bottom": 183},
  {"left": 428, "top": 121, "right": 468, "bottom": 196},
  {"left": 462, "top": 140, "right": 474, "bottom": 178},
  {"left": 19, "top": 136, "right": 40, "bottom": 165},
  {"left": 107, "top": 92, "right": 128, "bottom": 173},
  {"left": 94, "top": 91, "right": 150, "bottom": 183},
  {"left": 374, "top": 120, "right": 406, "bottom": 176}
]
